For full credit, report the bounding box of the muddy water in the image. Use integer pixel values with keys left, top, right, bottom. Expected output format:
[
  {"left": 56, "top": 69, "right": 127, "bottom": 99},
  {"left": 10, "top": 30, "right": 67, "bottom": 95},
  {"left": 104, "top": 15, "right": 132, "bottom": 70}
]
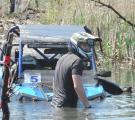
[{"left": 0, "top": 68, "right": 135, "bottom": 120}]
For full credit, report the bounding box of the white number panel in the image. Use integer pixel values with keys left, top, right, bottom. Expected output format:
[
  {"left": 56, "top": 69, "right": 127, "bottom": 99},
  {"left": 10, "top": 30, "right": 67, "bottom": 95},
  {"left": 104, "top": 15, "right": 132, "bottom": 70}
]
[{"left": 24, "top": 73, "right": 41, "bottom": 84}]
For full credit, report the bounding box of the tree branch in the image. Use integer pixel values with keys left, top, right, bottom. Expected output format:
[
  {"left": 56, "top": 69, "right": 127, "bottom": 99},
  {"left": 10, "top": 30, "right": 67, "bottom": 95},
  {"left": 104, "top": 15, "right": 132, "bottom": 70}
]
[{"left": 91, "top": 0, "right": 135, "bottom": 28}]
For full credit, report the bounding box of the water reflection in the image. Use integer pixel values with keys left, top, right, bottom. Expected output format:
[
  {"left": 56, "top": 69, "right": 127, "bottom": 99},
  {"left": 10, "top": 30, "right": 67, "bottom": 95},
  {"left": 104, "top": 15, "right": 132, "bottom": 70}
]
[
  {"left": 0, "top": 68, "right": 135, "bottom": 120},
  {"left": 53, "top": 108, "right": 95, "bottom": 120},
  {"left": 8, "top": 101, "right": 53, "bottom": 120},
  {"left": 0, "top": 93, "right": 135, "bottom": 120},
  {"left": 112, "top": 67, "right": 135, "bottom": 88}
]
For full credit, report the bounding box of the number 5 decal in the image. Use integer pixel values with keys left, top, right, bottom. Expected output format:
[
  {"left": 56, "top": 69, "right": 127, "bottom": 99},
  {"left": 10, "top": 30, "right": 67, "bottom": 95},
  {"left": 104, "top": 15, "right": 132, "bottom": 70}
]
[
  {"left": 31, "top": 75, "right": 39, "bottom": 82},
  {"left": 24, "top": 73, "right": 41, "bottom": 83}
]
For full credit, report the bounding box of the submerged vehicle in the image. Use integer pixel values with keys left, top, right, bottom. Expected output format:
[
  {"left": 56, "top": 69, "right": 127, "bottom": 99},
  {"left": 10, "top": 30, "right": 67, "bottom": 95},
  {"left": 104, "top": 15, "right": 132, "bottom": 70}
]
[{"left": 0, "top": 25, "right": 122, "bottom": 104}]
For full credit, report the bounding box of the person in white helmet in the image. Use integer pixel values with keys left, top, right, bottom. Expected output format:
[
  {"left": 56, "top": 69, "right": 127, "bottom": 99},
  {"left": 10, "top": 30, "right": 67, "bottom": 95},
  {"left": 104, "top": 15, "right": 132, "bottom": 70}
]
[{"left": 51, "top": 32, "right": 100, "bottom": 108}]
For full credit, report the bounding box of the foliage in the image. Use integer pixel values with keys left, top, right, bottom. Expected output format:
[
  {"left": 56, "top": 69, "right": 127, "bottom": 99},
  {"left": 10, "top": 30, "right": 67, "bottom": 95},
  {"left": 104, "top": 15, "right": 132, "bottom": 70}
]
[{"left": 1, "top": 0, "right": 135, "bottom": 64}]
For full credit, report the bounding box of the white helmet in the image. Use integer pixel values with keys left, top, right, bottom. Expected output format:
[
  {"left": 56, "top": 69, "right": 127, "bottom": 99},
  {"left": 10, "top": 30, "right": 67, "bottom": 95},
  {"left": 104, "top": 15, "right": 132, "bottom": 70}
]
[{"left": 69, "top": 32, "right": 100, "bottom": 60}]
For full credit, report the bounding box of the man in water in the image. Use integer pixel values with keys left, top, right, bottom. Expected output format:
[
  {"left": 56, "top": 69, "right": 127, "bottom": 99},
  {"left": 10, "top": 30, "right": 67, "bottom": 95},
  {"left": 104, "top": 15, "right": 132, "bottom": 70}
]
[{"left": 51, "top": 32, "right": 100, "bottom": 108}]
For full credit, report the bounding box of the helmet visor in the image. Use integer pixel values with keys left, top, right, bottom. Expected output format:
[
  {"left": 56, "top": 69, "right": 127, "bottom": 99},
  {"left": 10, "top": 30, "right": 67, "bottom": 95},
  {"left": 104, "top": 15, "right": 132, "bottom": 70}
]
[{"left": 78, "top": 42, "right": 91, "bottom": 52}]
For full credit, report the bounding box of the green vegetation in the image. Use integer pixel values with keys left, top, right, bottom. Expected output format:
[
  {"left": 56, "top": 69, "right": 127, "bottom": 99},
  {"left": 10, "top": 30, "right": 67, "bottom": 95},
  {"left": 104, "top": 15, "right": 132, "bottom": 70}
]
[{"left": 1, "top": 0, "right": 135, "bottom": 65}]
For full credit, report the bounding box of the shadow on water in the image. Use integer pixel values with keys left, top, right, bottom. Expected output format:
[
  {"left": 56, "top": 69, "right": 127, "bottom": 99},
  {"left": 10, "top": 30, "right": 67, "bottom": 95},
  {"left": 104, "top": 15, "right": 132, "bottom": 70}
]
[{"left": 1, "top": 68, "right": 135, "bottom": 120}]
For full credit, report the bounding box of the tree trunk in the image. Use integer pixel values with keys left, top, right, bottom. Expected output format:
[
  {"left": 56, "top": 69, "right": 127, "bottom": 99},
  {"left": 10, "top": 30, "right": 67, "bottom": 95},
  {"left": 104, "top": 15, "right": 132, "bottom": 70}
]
[{"left": 10, "top": 0, "right": 15, "bottom": 13}]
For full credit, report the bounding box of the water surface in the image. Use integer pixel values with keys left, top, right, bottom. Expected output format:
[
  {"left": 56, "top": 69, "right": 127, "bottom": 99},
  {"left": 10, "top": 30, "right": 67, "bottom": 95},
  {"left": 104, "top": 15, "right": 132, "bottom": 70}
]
[{"left": 0, "top": 68, "right": 135, "bottom": 120}]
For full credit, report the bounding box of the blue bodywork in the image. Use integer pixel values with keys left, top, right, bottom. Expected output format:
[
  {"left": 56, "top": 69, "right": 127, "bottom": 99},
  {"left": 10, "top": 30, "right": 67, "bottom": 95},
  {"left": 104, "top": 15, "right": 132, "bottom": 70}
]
[
  {"left": 14, "top": 83, "right": 104, "bottom": 101},
  {"left": 14, "top": 84, "right": 53, "bottom": 101}
]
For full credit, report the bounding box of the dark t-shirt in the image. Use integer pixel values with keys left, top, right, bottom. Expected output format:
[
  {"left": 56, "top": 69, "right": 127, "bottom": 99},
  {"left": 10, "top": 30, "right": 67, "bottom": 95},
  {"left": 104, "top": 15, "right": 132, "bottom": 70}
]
[{"left": 51, "top": 53, "right": 84, "bottom": 108}]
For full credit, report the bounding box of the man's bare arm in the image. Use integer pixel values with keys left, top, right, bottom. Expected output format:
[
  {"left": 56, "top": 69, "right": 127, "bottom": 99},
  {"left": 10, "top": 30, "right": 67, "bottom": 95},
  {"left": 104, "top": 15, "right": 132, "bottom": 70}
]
[{"left": 72, "top": 74, "right": 91, "bottom": 108}]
